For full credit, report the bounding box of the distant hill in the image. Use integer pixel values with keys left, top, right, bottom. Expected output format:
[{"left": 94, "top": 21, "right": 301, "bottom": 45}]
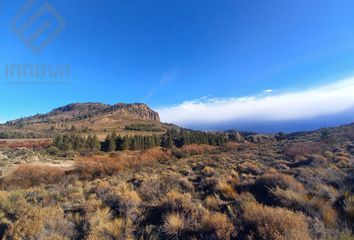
[{"left": 0, "top": 103, "right": 169, "bottom": 138}]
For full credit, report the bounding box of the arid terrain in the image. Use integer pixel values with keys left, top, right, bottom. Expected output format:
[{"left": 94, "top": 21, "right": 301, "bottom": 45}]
[{"left": 0, "top": 103, "right": 353, "bottom": 240}]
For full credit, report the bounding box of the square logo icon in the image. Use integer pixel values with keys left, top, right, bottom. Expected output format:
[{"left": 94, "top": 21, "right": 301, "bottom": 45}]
[{"left": 11, "top": 0, "right": 66, "bottom": 54}]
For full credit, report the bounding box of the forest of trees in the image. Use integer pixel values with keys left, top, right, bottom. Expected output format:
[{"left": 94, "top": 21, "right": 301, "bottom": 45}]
[
  {"left": 49, "top": 134, "right": 101, "bottom": 154},
  {"left": 48, "top": 129, "right": 237, "bottom": 154}
]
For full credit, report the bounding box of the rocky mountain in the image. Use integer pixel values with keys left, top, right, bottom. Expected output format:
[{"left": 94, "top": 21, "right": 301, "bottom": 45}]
[
  {"left": 6, "top": 103, "right": 160, "bottom": 125},
  {"left": 2, "top": 103, "right": 164, "bottom": 137}
]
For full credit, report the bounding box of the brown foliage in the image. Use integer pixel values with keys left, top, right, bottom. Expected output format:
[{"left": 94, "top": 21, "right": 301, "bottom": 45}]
[
  {"left": 75, "top": 148, "right": 171, "bottom": 179},
  {"left": 1, "top": 164, "right": 65, "bottom": 189},
  {"left": 75, "top": 156, "right": 123, "bottom": 179},
  {"left": 180, "top": 144, "right": 216, "bottom": 155},
  {"left": 0, "top": 139, "right": 51, "bottom": 149},
  {"left": 284, "top": 142, "right": 326, "bottom": 159}
]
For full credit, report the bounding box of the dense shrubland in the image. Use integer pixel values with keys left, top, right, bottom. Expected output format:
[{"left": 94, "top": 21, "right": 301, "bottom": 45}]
[{"left": 0, "top": 125, "right": 353, "bottom": 239}]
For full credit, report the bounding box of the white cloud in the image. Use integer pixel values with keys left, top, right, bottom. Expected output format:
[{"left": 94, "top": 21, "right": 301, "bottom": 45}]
[
  {"left": 263, "top": 89, "right": 273, "bottom": 93},
  {"left": 157, "top": 77, "right": 354, "bottom": 126}
]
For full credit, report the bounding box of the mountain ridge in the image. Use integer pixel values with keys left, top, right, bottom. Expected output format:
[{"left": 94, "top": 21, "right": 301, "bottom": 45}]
[
  {"left": 5, "top": 102, "right": 160, "bottom": 125},
  {"left": 1, "top": 102, "right": 163, "bottom": 138}
]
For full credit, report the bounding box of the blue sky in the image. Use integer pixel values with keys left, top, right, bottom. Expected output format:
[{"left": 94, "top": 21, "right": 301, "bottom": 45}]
[{"left": 1, "top": 0, "right": 354, "bottom": 131}]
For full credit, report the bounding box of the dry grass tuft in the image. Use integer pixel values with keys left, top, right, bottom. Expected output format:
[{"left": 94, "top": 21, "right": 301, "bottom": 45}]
[
  {"left": 243, "top": 201, "right": 311, "bottom": 240},
  {"left": 162, "top": 190, "right": 193, "bottom": 211},
  {"left": 162, "top": 212, "right": 185, "bottom": 238},
  {"left": 215, "top": 180, "right": 238, "bottom": 200},
  {"left": 87, "top": 207, "right": 132, "bottom": 240},
  {"left": 237, "top": 161, "right": 262, "bottom": 175},
  {"left": 202, "top": 166, "right": 215, "bottom": 176},
  {"left": 255, "top": 172, "right": 305, "bottom": 193},
  {"left": 344, "top": 194, "right": 354, "bottom": 221},
  {"left": 202, "top": 212, "right": 235, "bottom": 239},
  {"left": 205, "top": 195, "right": 222, "bottom": 210}
]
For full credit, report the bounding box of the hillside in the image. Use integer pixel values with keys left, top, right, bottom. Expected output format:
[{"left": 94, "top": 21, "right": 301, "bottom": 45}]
[{"left": 1, "top": 102, "right": 167, "bottom": 138}]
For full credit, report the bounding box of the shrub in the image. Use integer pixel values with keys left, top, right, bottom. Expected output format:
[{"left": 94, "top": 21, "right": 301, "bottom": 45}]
[
  {"left": 284, "top": 142, "right": 326, "bottom": 159},
  {"left": 4, "top": 205, "right": 74, "bottom": 239},
  {"left": 137, "top": 147, "right": 171, "bottom": 162},
  {"left": 180, "top": 144, "right": 216, "bottom": 155},
  {"left": 105, "top": 183, "right": 142, "bottom": 219},
  {"left": 1, "top": 164, "right": 65, "bottom": 189},
  {"left": 219, "top": 141, "right": 239, "bottom": 152},
  {"left": 251, "top": 172, "right": 305, "bottom": 205},
  {"left": 272, "top": 187, "right": 338, "bottom": 226},
  {"left": 243, "top": 202, "right": 311, "bottom": 240},
  {"left": 255, "top": 173, "right": 305, "bottom": 192},
  {"left": 75, "top": 156, "right": 122, "bottom": 179}
]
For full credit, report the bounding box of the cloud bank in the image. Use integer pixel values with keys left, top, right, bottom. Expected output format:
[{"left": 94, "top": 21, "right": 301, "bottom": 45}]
[{"left": 157, "top": 77, "right": 354, "bottom": 130}]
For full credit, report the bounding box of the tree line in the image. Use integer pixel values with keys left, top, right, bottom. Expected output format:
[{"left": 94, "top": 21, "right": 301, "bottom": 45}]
[
  {"left": 51, "top": 134, "right": 101, "bottom": 153},
  {"left": 49, "top": 128, "right": 237, "bottom": 154}
]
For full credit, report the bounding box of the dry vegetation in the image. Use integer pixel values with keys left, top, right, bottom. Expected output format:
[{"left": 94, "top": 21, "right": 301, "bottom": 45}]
[{"left": 0, "top": 125, "right": 353, "bottom": 239}]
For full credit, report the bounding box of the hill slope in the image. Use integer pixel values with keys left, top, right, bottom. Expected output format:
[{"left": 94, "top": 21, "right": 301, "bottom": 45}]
[{"left": 1, "top": 103, "right": 166, "bottom": 138}]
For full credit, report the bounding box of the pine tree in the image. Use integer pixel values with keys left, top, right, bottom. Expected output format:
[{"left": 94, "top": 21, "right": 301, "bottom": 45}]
[
  {"left": 103, "top": 134, "right": 116, "bottom": 152},
  {"left": 53, "top": 135, "right": 63, "bottom": 149},
  {"left": 62, "top": 135, "right": 72, "bottom": 151},
  {"left": 115, "top": 136, "right": 124, "bottom": 151},
  {"left": 92, "top": 135, "right": 101, "bottom": 151},
  {"left": 122, "top": 136, "right": 131, "bottom": 150}
]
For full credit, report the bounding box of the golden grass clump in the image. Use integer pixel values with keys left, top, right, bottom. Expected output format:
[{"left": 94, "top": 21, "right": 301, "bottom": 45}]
[
  {"left": 215, "top": 180, "right": 238, "bottom": 200},
  {"left": 87, "top": 207, "right": 132, "bottom": 240},
  {"left": 272, "top": 187, "right": 338, "bottom": 227},
  {"left": 243, "top": 202, "right": 311, "bottom": 240},
  {"left": 106, "top": 183, "right": 142, "bottom": 220},
  {"left": 255, "top": 172, "right": 305, "bottom": 193},
  {"left": 205, "top": 195, "right": 222, "bottom": 210},
  {"left": 237, "top": 161, "right": 262, "bottom": 175},
  {"left": 202, "top": 166, "right": 215, "bottom": 176},
  {"left": 344, "top": 194, "right": 354, "bottom": 220},
  {"left": 202, "top": 212, "right": 235, "bottom": 239},
  {"left": 334, "top": 152, "right": 352, "bottom": 168},
  {"left": 162, "top": 212, "right": 185, "bottom": 238},
  {"left": 162, "top": 190, "right": 193, "bottom": 211}
]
